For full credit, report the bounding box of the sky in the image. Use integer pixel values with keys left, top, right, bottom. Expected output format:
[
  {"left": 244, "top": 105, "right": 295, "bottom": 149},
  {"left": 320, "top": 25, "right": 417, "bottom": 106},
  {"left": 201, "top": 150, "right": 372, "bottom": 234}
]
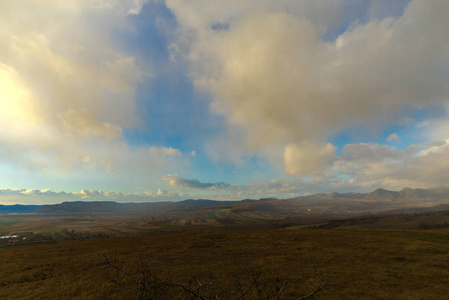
[{"left": 1, "top": 0, "right": 449, "bottom": 204}]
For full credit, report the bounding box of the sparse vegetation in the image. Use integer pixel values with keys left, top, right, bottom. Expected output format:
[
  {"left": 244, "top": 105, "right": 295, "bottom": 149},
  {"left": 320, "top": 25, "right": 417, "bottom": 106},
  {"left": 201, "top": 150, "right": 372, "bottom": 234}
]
[
  {"left": 104, "top": 254, "right": 325, "bottom": 299},
  {"left": 2, "top": 207, "right": 449, "bottom": 298},
  {"left": 1, "top": 226, "right": 449, "bottom": 299}
]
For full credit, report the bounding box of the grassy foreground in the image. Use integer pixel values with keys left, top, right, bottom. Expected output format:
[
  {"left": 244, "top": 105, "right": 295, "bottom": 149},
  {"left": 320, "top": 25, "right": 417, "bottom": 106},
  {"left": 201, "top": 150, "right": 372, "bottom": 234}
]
[{"left": 1, "top": 228, "right": 449, "bottom": 299}]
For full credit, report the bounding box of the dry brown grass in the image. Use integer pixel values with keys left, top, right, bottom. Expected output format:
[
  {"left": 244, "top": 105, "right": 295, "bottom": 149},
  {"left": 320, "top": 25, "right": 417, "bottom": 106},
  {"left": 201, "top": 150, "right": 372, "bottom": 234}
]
[{"left": 0, "top": 228, "right": 449, "bottom": 299}]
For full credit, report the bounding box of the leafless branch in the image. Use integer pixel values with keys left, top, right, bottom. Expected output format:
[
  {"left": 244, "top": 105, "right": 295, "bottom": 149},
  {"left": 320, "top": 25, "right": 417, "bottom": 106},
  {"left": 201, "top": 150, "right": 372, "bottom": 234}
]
[
  {"left": 298, "top": 283, "right": 326, "bottom": 300},
  {"left": 103, "top": 254, "right": 326, "bottom": 300}
]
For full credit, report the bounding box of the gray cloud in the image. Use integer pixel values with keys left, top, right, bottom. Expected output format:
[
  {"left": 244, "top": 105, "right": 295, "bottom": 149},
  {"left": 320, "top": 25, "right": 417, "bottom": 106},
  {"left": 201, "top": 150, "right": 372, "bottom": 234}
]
[
  {"left": 284, "top": 141, "right": 336, "bottom": 177},
  {"left": 161, "top": 174, "right": 230, "bottom": 189},
  {"left": 332, "top": 140, "right": 449, "bottom": 190}
]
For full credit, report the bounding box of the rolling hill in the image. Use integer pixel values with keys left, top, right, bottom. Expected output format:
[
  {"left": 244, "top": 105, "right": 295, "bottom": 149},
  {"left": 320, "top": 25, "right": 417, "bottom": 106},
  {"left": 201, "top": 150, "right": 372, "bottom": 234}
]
[{"left": 3, "top": 187, "right": 449, "bottom": 219}]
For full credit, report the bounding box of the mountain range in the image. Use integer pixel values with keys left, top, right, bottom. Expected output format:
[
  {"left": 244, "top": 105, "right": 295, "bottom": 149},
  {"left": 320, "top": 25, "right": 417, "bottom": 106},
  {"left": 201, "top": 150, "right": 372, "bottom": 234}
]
[
  {"left": 299, "top": 186, "right": 449, "bottom": 201},
  {"left": 2, "top": 187, "right": 449, "bottom": 216}
]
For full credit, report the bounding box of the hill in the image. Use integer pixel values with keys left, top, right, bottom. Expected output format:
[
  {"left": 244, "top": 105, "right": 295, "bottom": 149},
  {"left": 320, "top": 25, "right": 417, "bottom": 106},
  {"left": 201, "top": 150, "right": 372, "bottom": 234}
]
[
  {"left": 35, "top": 199, "right": 239, "bottom": 214},
  {"left": 0, "top": 204, "right": 42, "bottom": 213},
  {"left": 3, "top": 186, "right": 449, "bottom": 219}
]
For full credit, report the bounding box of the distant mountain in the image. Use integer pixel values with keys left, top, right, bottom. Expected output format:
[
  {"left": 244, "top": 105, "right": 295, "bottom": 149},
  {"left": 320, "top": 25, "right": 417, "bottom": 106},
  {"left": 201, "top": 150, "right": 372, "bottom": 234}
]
[
  {"left": 400, "top": 186, "right": 449, "bottom": 200},
  {"left": 364, "top": 188, "right": 400, "bottom": 201},
  {"left": 35, "top": 199, "right": 240, "bottom": 214},
  {"left": 3, "top": 187, "right": 449, "bottom": 216},
  {"left": 325, "top": 192, "right": 366, "bottom": 199},
  {"left": 300, "top": 187, "right": 449, "bottom": 203},
  {"left": 36, "top": 201, "right": 126, "bottom": 213},
  {"left": 363, "top": 187, "right": 449, "bottom": 202},
  {"left": 178, "top": 199, "right": 237, "bottom": 208},
  {"left": 398, "top": 187, "right": 430, "bottom": 199},
  {"left": 0, "top": 204, "right": 42, "bottom": 213}
]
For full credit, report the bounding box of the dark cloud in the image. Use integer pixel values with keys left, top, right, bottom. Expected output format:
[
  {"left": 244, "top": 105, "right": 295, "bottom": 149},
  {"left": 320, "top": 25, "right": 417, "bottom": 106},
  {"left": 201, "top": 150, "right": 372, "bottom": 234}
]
[{"left": 161, "top": 174, "right": 230, "bottom": 189}]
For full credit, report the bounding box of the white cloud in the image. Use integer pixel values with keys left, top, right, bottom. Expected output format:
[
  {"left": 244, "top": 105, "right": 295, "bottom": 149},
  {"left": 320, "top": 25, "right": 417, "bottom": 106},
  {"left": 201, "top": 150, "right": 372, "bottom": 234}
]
[
  {"left": 126, "top": 0, "right": 151, "bottom": 15},
  {"left": 7, "top": 139, "right": 449, "bottom": 203},
  {"left": 166, "top": 0, "right": 449, "bottom": 179},
  {"left": 418, "top": 118, "right": 449, "bottom": 142},
  {"left": 75, "top": 143, "right": 191, "bottom": 181},
  {"left": 149, "top": 146, "right": 182, "bottom": 157},
  {"left": 284, "top": 141, "right": 336, "bottom": 177},
  {"left": 386, "top": 133, "right": 400, "bottom": 143},
  {"left": 159, "top": 174, "right": 340, "bottom": 200},
  {"left": 0, "top": 187, "right": 187, "bottom": 204},
  {"left": 0, "top": 1, "right": 148, "bottom": 172},
  {"left": 3, "top": 0, "right": 449, "bottom": 198},
  {"left": 0, "top": 1, "right": 202, "bottom": 194},
  {"left": 61, "top": 109, "right": 123, "bottom": 139},
  {"left": 0, "top": 0, "right": 195, "bottom": 183},
  {"left": 339, "top": 143, "right": 409, "bottom": 165},
  {"left": 331, "top": 140, "right": 449, "bottom": 190}
]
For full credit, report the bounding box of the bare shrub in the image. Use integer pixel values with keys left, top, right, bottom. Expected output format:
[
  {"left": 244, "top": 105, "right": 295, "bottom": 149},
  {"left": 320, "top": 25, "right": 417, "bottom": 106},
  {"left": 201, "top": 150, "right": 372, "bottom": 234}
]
[{"left": 103, "top": 254, "right": 325, "bottom": 299}]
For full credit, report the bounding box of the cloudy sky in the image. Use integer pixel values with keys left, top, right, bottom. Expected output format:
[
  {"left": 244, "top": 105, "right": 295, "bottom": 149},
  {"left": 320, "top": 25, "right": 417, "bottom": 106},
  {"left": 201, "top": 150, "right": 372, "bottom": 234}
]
[{"left": 1, "top": 0, "right": 449, "bottom": 204}]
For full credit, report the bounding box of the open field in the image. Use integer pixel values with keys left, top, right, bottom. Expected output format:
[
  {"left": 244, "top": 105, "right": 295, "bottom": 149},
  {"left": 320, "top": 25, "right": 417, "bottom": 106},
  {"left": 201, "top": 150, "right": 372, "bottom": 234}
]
[
  {"left": 0, "top": 211, "right": 320, "bottom": 246},
  {"left": 3, "top": 207, "right": 449, "bottom": 243},
  {"left": 1, "top": 226, "right": 449, "bottom": 299}
]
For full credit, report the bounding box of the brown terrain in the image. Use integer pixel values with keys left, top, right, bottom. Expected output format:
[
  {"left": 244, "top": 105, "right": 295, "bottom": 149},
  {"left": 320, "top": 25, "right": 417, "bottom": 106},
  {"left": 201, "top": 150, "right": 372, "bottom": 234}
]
[{"left": 1, "top": 187, "right": 449, "bottom": 299}]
